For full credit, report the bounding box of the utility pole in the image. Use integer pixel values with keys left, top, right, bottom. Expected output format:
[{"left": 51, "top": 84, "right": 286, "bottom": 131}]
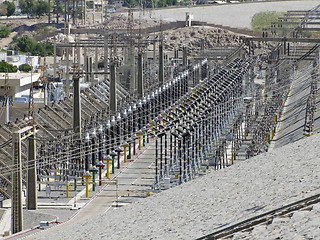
[
  {"left": 12, "top": 126, "right": 38, "bottom": 234},
  {"left": 27, "top": 130, "right": 37, "bottom": 210},
  {"left": 137, "top": 51, "right": 144, "bottom": 99},
  {"left": 110, "top": 59, "right": 117, "bottom": 116},
  {"left": 159, "top": 40, "right": 164, "bottom": 85}
]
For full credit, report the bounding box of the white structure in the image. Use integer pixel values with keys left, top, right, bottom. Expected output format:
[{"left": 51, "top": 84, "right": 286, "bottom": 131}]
[{"left": 0, "top": 72, "right": 41, "bottom": 99}]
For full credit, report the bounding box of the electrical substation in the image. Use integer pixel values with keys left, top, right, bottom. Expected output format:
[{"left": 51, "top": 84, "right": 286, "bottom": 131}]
[{"left": 0, "top": 2, "right": 320, "bottom": 238}]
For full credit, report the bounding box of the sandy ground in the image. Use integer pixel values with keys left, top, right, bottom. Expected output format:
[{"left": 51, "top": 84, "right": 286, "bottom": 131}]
[
  {"left": 135, "top": 0, "right": 320, "bottom": 29},
  {"left": 28, "top": 130, "right": 320, "bottom": 240}
]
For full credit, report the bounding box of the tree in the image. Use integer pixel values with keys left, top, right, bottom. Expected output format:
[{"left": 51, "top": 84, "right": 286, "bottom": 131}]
[
  {"left": 17, "top": 36, "right": 36, "bottom": 52},
  {"left": 0, "top": 26, "right": 11, "bottom": 38},
  {"left": 54, "top": 1, "right": 64, "bottom": 23},
  {"left": 157, "top": 0, "right": 167, "bottom": 7},
  {"left": 123, "top": 0, "right": 138, "bottom": 8},
  {"left": 19, "top": 0, "right": 37, "bottom": 17},
  {"left": 3, "top": 1, "right": 15, "bottom": 17},
  {"left": 16, "top": 36, "right": 54, "bottom": 56},
  {"left": 0, "top": 62, "right": 18, "bottom": 73},
  {"left": 251, "top": 11, "right": 283, "bottom": 32},
  {"left": 36, "top": 0, "right": 49, "bottom": 18},
  {"left": 19, "top": 63, "right": 32, "bottom": 72}
]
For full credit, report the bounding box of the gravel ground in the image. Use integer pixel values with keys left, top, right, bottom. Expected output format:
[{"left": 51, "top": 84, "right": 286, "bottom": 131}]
[{"left": 31, "top": 132, "right": 320, "bottom": 240}]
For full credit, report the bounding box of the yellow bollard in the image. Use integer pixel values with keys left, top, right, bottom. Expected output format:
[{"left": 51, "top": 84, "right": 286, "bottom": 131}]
[
  {"left": 83, "top": 171, "right": 92, "bottom": 198},
  {"left": 138, "top": 136, "right": 142, "bottom": 150},
  {"left": 121, "top": 142, "right": 129, "bottom": 163},
  {"left": 66, "top": 184, "right": 69, "bottom": 198},
  {"left": 106, "top": 159, "right": 112, "bottom": 179},
  {"left": 103, "top": 156, "right": 113, "bottom": 178},
  {"left": 84, "top": 176, "right": 90, "bottom": 198},
  {"left": 146, "top": 192, "right": 150, "bottom": 197},
  {"left": 231, "top": 152, "right": 234, "bottom": 165},
  {"left": 272, "top": 129, "right": 274, "bottom": 139}
]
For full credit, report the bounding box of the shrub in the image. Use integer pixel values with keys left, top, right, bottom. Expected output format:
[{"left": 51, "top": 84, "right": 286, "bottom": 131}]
[
  {"left": 0, "top": 61, "right": 18, "bottom": 73},
  {"left": 0, "top": 26, "right": 11, "bottom": 38},
  {"left": 251, "top": 11, "right": 283, "bottom": 32},
  {"left": 19, "top": 63, "right": 32, "bottom": 72},
  {"left": 16, "top": 36, "right": 53, "bottom": 56}
]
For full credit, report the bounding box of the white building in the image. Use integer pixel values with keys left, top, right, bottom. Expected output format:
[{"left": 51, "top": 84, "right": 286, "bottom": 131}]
[{"left": 0, "top": 72, "right": 41, "bottom": 100}]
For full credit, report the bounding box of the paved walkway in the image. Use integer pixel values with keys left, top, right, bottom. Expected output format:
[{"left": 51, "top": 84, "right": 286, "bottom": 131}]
[
  {"left": 7, "top": 141, "right": 156, "bottom": 239},
  {"left": 270, "top": 61, "right": 320, "bottom": 149}
]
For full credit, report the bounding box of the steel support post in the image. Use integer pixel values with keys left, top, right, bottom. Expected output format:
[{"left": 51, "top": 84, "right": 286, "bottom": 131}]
[
  {"left": 178, "top": 136, "right": 183, "bottom": 185},
  {"left": 95, "top": 42, "right": 98, "bottom": 73},
  {"left": 73, "top": 76, "right": 81, "bottom": 137},
  {"left": 53, "top": 43, "right": 57, "bottom": 79},
  {"left": 104, "top": 36, "right": 108, "bottom": 81},
  {"left": 159, "top": 41, "right": 164, "bottom": 85},
  {"left": 110, "top": 61, "right": 117, "bottom": 116},
  {"left": 12, "top": 132, "right": 23, "bottom": 234},
  {"left": 66, "top": 48, "right": 70, "bottom": 96},
  {"left": 27, "top": 133, "right": 37, "bottom": 210},
  {"left": 183, "top": 46, "right": 187, "bottom": 66},
  {"left": 5, "top": 97, "right": 9, "bottom": 124},
  {"left": 90, "top": 57, "right": 93, "bottom": 85},
  {"left": 129, "top": 39, "right": 135, "bottom": 95},
  {"left": 137, "top": 52, "right": 144, "bottom": 99}
]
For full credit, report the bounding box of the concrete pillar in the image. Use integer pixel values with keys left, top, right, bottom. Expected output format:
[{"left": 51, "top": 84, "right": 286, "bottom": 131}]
[
  {"left": 104, "top": 36, "right": 108, "bottom": 81},
  {"left": 137, "top": 52, "right": 144, "bottom": 99},
  {"left": 73, "top": 76, "right": 81, "bottom": 137},
  {"left": 12, "top": 131, "right": 23, "bottom": 234},
  {"left": 110, "top": 61, "right": 117, "bottom": 115},
  {"left": 5, "top": 97, "right": 9, "bottom": 123},
  {"left": 84, "top": 47, "right": 87, "bottom": 80},
  {"left": 27, "top": 133, "right": 37, "bottom": 210},
  {"left": 44, "top": 84, "right": 48, "bottom": 106},
  {"left": 129, "top": 39, "right": 135, "bottom": 95},
  {"left": 90, "top": 56, "right": 93, "bottom": 84},
  {"left": 93, "top": 0, "right": 95, "bottom": 24},
  {"left": 53, "top": 43, "right": 57, "bottom": 79},
  {"left": 153, "top": 39, "right": 156, "bottom": 66},
  {"left": 95, "top": 43, "right": 98, "bottom": 73},
  {"left": 77, "top": 40, "right": 81, "bottom": 67},
  {"left": 159, "top": 41, "right": 164, "bottom": 85},
  {"left": 183, "top": 46, "right": 187, "bottom": 66},
  {"left": 84, "top": 0, "right": 86, "bottom": 25},
  {"left": 66, "top": 48, "right": 70, "bottom": 96},
  {"left": 85, "top": 56, "right": 89, "bottom": 82}
]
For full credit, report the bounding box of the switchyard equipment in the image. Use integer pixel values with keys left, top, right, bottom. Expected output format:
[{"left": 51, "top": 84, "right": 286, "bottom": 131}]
[{"left": 1, "top": 4, "right": 320, "bottom": 236}]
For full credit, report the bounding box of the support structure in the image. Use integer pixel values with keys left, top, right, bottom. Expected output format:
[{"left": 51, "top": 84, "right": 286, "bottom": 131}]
[
  {"left": 137, "top": 52, "right": 144, "bottom": 99},
  {"left": 12, "top": 126, "right": 38, "bottom": 234},
  {"left": 27, "top": 132, "right": 37, "bottom": 210},
  {"left": 110, "top": 60, "right": 117, "bottom": 115},
  {"left": 159, "top": 41, "right": 164, "bottom": 85}
]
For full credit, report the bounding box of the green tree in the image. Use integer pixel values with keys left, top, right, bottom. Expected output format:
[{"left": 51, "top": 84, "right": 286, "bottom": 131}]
[
  {"left": 36, "top": 0, "right": 49, "bottom": 17},
  {"left": 0, "top": 61, "right": 18, "bottom": 73},
  {"left": 157, "top": 0, "right": 167, "bottom": 7},
  {"left": 19, "top": 63, "right": 32, "bottom": 72},
  {"left": 17, "top": 36, "right": 36, "bottom": 52},
  {"left": 32, "top": 42, "right": 45, "bottom": 56},
  {"left": 54, "top": 2, "right": 64, "bottom": 23},
  {"left": 16, "top": 36, "right": 54, "bottom": 56},
  {"left": 3, "top": 1, "right": 15, "bottom": 17},
  {"left": 251, "top": 11, "right": 283, "bottom": 32},
  {"left": 0, "top": 26, "right": 11, "bottom": 38},
  {"left": 19, "top": 0, "right": 37, "bottom": 17},
  {"left": 123, "top": 0, "right": 138, "bottom": 8}
]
